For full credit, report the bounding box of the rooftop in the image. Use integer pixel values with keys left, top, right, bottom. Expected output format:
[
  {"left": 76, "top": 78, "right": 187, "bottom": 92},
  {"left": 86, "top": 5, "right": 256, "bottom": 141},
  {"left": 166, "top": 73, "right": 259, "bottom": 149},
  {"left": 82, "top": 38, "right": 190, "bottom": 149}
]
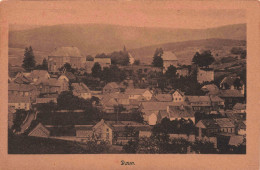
[
  {"left": 219, "top": 89, "right": 244, "bottom": 98},
  {"left": 9, "top": 83, "right": 37, "bottom": 92},
  {"left": 125, "top": 88, "right": 150, "bottom": 95},
  {"left": 49, "top": 47, "right": 82, "bottom": 57},
  {"left": 9, "top": 95, "right": 31, "bottom": 103},
  {"left": 168, "top": 105, "right": 194, "bottom": 118},
  {"left": 72, "top": 83, "right": 91, "bottom": 93},
  {"left": 162, "top": 51, "right": 178, "bottom": 61}
]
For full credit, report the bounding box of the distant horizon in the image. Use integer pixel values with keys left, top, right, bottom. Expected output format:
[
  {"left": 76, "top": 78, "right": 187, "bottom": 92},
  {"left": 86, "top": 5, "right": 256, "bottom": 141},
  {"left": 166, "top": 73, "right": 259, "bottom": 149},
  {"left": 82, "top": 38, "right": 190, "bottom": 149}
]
[{"left": 9, "top": 23, "right": 247, "bottom": 31}]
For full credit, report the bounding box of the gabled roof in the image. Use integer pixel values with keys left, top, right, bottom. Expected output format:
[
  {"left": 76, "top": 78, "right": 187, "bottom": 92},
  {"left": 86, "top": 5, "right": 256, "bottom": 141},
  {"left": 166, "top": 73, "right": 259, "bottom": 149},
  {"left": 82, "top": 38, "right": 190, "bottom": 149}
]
[
  {"left": 162, "top": 51, "right": 178, "bottom": 61},
  {"left": 28, "top": 123, "right": 50, "bottom": 137},
  {"left": 64, "top": 72, "right": 77, "bottom": 81},
  {"left": 101, "top": 96, "right": 118, "bottom": 107},
  {"left": 220, "top": 75, "right": 244, "bottom": 87},
  {"left": 125, "top": 88, "right": 150, "bottom": 95},
  {"left": 8, "top": 83, "right": 37, "bottom": 92},
  {"left": 198, "top": 119, "right": 219, "bottom": 129},
  {"left": 141, "top": 102, "right": 172, "bottom": 111},
  {"left": 35, "top": 78, "right": 61, "bottom": 87},
  {"left": 13, "top": 75, "right": 32, "bottom": 84},
  {"left": 210, "top": 95, "right": 224, "bottom": 103},
  {"left": 103, "top": 82, "right": 120, "bottom": 89},
  {"left": 201, "top": 84, "right": 219, "bottom": 93},
  {"left": 171, "top": 89, "right": 185, "bottom": 96},
  {"left": 93, "top": 119, "right": 114, "bottom": 131},
  {"left": 219, "top": 90, "right": 244, "bottom": 98},
  {"left": 215, "top": 118, "right": 235, "bottom": 128},
  {"left": 233, "top": 103, "right": 246, "bottom": 110},
  {"left": 49, "top": 47, "right": 82, "bottom": 57},
  {"left": 72, "top": 83, "right": 90, "bottom": 93},
  {"left": 168, "top": 105, "right": 194, "bottom": 118},
  {"left": 153, "top": 94, "right": 173, "bottom": 102},
  {"left": 29, "top": 70, "right": 49, "bottom": 79},
  {"left": 186, "top": 96, "right": 211, "bottom": 106}
]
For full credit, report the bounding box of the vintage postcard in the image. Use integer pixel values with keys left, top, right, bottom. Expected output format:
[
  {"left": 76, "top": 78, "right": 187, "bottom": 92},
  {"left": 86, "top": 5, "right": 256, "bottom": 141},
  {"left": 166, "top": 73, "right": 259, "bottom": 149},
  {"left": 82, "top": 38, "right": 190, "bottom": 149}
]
[{"left": 0, "top": 0, "right": 259, "bottom": 169}]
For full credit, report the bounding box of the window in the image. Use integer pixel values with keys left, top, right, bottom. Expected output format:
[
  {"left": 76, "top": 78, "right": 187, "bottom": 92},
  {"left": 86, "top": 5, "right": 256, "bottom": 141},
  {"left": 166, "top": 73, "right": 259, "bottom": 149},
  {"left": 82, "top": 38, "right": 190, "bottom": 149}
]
[{"left": 179, "top": 98, "right": 181, "bottom": 101}]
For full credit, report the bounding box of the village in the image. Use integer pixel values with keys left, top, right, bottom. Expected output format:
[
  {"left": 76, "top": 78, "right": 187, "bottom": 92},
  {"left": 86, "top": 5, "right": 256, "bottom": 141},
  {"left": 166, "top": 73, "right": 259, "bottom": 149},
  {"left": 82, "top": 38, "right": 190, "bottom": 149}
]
[{"left": 8, "top": 46, "right": 246, "bottom": 154}]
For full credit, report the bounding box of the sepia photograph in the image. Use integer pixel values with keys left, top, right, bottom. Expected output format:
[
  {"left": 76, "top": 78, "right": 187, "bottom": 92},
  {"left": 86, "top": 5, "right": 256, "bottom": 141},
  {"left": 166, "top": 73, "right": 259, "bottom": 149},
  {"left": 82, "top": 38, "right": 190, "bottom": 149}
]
[{"left": 6, "top": 3, "right": 249, "bottom": 155}]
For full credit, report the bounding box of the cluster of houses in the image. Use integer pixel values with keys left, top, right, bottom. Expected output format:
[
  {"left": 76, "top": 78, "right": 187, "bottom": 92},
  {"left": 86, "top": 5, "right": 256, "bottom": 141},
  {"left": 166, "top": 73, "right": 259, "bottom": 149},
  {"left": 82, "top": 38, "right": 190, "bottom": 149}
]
[{"left": 8, "top": 46, "right": 246, "bottom": 152}]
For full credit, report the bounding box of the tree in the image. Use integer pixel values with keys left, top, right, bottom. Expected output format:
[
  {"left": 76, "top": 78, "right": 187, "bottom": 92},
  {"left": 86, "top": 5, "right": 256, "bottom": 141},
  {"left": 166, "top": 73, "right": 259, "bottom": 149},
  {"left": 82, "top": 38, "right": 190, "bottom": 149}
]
[
  {"left": 133, "top": 60, "right": 140, "bottom": 65},
  {"left": 192, "top": 50, "right": 215, "bottom": 68},
  {"left": 59, "top": 63, "right": 73, "bottom": 72},
  {"left": 22, "top": 46, "right": 36, "bottom": 71},
  {"left": 86, "top": 55, "right": 94, "bottom": 61},
  {"left": 41, "top": 58, "right": 48, "bottom": 70},
  {"left": 191, "top": 140, "right": 217, "bottom": 154},
  {"left": 152, "top": 48, "right": 163, "bottom": 67},
  {"left": 91, "top": 62, "right": 102, "bottom": 78},
  {"left": 109, "top": 50, "right": 129, "bottom": 66},
  {"left": 123, "top": 139, "right": 138, "bottom": 153},
  {"left": 233, "top": 77, "right": 242, "bottom": 89},
  {"left": 240, "top": 50, "right": 246, "bottom": 59},
  {"left": 164, "top": 65, "right": 177, "bottom": 79}
]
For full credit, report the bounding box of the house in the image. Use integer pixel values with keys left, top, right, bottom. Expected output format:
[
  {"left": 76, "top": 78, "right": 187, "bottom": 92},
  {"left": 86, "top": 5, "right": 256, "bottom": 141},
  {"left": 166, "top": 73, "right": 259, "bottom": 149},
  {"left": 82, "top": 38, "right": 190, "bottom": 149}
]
[
  {"left": 220, "top": 75, "right": 244, "bottom": 92},
  {"left": 197, "top": 68, "right": 214, "bottom": 84},
  {"left": 125, "top": 88, "right": 153, "bottom": 101},
  {"left": 186, "top": 96, "right": 212, "bottom": 113},
  {"left": 48, "top": 47, "right": 85, "bottom": 72},
  {"left": 8, "top": 95, "right": 31, "bottom": 110},
  {"left": 75, "top": 125, "right": 94, "bottom": 142},
  {"left": 101, "top": 95, "right": 119, "bottom": 113},
  {"left": 8, "top": 83, "right": 38, "bottom": 101},
  {"left": 226, "top": 112, "right": 246, "bottom": 135},
  {"left": 35, "top": 78, "right": 63, "bottom": 94},
  {"left": 94, "top": 57, "right": 111, "bottom": 69},
  {"left": 72, "top": 83, "right": 92, "bottom": 99},
  {"left": 171, "top": 89, "right": 185, "bottom": 102},
  {"left": 233, "top": 103, "right": 246, "bottom": 113},
  {"left": 75, "top": 120, "right": 151, "bottom": 145},
  {"left": 103, "top": 82, "right": 120, "bottom": 94},
  {"left": 12, "top": 72, "right": 32, "bottom": 84},
  {"left": 201, "top": 84, "right": 219, "bottom": 95},
  {"left": 27, "top": 70, "right": 50, "bottom": 83},
  {"left": 195, "top": 118, "right": 235, "bottom": 138},
  {"left": 218, "top": 89, "right": 245, "bottom": 109},
  {"left": 101, "top": 93, "right": 137, "bottom": 113},
  {"left": 140, "top": 101, "right": 173, "bottom": 125},
  {"left": 28, "top": 123, "right": 50, "bottom": 138},
  {"left": 152, "top": 94, "right": 172, "bottom": 102},
  {"left": 58, "top": 72, "right": 77, "bottom": 82},
  {"left": 162, "top": 51, "right": 178, "bottom": 73},
  {"left": 209, "top": 95, "right": 225, "bottom": 111},
  {"left": 166, "top": 104, "right": 195, "bottom": 123}
]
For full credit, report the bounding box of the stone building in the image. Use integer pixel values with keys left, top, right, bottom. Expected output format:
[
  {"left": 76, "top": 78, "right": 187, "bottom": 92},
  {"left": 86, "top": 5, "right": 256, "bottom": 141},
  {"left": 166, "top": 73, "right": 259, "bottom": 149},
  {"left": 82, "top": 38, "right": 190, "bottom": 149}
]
[{"left": 48, "top": 47, "right": 85, "bottom": 72}]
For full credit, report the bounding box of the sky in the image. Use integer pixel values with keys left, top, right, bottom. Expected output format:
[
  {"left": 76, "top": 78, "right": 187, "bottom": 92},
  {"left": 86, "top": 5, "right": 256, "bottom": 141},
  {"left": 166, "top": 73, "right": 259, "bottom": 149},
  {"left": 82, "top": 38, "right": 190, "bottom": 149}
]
[{"left": 3, "top": 1, "right": 246, "bottom": 29}]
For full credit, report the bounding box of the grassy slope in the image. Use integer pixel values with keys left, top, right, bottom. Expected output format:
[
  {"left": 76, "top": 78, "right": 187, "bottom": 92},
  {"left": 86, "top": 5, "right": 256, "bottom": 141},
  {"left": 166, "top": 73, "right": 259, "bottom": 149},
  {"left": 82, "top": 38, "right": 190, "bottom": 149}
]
[{"left": 8, "top": 23, "right": 246, "bottom": 66}]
